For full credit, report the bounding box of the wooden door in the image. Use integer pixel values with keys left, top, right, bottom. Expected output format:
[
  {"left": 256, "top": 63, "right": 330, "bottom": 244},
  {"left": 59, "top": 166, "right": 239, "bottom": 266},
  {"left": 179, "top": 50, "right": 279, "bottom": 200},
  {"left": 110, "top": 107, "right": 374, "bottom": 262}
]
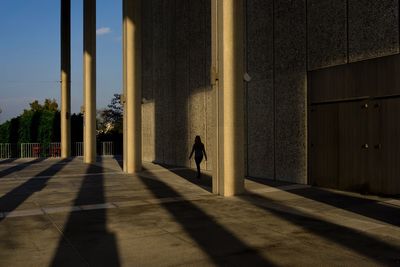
[
  {"left": 309, "top": 104, "right": 339, "bottom": 188},
  {"left": 338, "top": 101, "right": 369, "bottom": 191},
  {"left": 366, "top": 100, "right": 381, "bottom": 193},
  {"left": 379, "top": 98, "right": 400, "bottom": 194}
]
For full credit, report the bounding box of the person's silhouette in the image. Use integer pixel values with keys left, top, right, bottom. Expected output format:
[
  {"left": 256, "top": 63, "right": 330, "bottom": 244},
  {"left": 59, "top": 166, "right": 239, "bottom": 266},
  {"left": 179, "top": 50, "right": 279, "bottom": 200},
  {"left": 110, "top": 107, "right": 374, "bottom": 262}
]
[{"left": 189, "top": 135, "right": 207, "bottom": 179}]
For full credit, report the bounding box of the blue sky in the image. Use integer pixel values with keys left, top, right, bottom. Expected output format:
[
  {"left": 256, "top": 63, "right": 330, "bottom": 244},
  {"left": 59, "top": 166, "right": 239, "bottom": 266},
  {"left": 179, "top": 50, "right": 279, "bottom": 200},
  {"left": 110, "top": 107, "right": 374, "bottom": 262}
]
[{"left": 0, "top": 0, "right": 122, "bottom": 123}]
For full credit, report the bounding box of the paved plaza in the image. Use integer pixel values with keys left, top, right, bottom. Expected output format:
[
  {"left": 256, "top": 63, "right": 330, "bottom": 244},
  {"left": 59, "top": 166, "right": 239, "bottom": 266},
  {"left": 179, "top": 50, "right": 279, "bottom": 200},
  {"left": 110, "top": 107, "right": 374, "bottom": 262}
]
[{"left": 0, "top": 157, "right": 399, "bottom": 266}]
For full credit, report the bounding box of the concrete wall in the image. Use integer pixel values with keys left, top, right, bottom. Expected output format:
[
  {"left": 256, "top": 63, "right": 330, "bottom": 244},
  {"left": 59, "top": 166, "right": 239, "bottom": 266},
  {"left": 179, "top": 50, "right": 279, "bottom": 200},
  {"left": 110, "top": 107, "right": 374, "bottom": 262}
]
[
  {"left": 141, "top": 0, "right": 212, "bottom": 170},
  {"left": 142, "top": 0, "right": 400, "bottom": 183},
  {"left": 245, "top": 0, "right": 399, "bottom": 184}
]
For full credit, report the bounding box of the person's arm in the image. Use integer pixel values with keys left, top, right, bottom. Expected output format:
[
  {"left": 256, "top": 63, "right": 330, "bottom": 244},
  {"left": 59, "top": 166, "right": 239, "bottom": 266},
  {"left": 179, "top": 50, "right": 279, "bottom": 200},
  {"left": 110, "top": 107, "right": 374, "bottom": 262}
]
[
  {"left": 203, "top": 145, "right": 207, "bottom": 161},
  {"left": 189, "top": 145, "right": 195, "bottom": 159}
]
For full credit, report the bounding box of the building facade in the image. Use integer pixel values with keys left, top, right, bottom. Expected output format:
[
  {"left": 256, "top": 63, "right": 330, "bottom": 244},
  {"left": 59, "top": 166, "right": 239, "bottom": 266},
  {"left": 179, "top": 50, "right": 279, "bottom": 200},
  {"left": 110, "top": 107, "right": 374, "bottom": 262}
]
[
  {"left": 140, "top": 0, "right": 400, "bottom": 194},
  {"left": 60, "top": 0, "right": 400, "bottom": 195}
]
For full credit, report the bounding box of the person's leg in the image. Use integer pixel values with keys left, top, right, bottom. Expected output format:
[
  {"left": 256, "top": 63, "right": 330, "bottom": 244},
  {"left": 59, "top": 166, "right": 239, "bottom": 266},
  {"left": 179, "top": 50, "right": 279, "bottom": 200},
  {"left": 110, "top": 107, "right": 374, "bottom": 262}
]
[
  {"left": 195, "top": 156, "right": 203, "bottom": 178},
  {"left": 196, "top": 161, "right": 201, "bottom": 178}
]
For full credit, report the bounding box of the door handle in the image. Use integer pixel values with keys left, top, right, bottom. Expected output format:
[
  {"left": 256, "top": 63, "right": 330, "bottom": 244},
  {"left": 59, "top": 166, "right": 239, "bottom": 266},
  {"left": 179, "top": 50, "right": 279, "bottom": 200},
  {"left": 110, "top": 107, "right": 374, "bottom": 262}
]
[{"left": 362, "top": 144, "right": 369, "bottom": 149}]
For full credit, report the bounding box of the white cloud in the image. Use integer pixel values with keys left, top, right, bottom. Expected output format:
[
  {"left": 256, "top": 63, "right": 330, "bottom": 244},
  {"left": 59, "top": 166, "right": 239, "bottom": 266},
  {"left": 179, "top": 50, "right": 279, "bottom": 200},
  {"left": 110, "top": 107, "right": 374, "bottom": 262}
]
[{"left": 96, "top": 27, "right": 111, "bottom": 36}]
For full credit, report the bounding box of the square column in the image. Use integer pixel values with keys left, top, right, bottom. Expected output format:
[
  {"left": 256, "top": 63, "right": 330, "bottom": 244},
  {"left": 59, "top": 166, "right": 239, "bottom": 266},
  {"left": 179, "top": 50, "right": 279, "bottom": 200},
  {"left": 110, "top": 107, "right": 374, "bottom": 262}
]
[
  {"left": 212, "top": 0, "right": 245, "bottom": 196},
  {"left": 123, "top": 0, "right": 142, "bottom": 173},
  {"left": 83, "top": 0, "right": 96, "bottom": 163},
  {"left": 61, "top": 0, "right": 71, "bottom": 158}
]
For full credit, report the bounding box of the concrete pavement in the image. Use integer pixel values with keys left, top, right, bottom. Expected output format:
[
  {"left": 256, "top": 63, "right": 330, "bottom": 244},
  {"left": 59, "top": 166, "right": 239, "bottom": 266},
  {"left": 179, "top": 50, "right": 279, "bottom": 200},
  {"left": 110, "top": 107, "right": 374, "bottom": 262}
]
[{"left": 0, "top": 157, "right": 399, "bottom": 266}]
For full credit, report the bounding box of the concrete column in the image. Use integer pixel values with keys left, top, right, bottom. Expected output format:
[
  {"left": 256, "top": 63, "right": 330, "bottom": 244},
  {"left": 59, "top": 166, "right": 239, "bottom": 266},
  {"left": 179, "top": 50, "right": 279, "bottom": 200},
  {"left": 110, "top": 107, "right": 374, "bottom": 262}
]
[
  {"left": 61, "top": 0, "right": 71, "bottom": 158},
  {"left": 122, "top": 2, "right": 128, "bottom": 172},
  {"left": 123, "top": 0, "right": 142, "bottom": 173},
  {"left": 212, "top": 0, "right": 245, "bottom": 196},
  {"left": 83, "top": 0, "right": 96, "bottom": 163}
]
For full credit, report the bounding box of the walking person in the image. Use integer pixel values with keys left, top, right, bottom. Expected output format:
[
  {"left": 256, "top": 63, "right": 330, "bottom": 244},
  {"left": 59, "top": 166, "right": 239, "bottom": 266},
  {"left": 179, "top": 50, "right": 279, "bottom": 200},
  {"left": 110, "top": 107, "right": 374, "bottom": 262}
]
[{"left": 189, "top": 135, "right": 207, "bottom": 179}]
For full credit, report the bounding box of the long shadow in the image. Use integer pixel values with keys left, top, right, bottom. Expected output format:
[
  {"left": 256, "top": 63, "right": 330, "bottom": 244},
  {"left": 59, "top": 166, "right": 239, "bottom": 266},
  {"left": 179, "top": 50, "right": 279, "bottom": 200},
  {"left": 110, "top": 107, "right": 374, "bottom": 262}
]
[
  {"left": 0, "top": 158, "right": 17, "bottom": 164},
  {"left": 50, "top": 163, "right": 120, "bottom": 266},
  {"left": 155, "top": 163, "right": 212, "bottom": 192},
  {"left": 113, "top": 155, "right": 123, "bottom": 170},
  {"left": 138, "top": 168, "right": 275, "bottom": 266},
  {"left": 0, "top": 158, "right": 46, "bottom": 178},
  {"left": 0, "top": 158, "right": 73, "bottom": 221},
  {"left": 248, "top": 177, "right": 400, "bottom": 227},
  {"left": 290, "top": 187, "right": 400, "bottom": 227},
  {"left": 240, "top": 192, "right": 400, "bottom": 266}
]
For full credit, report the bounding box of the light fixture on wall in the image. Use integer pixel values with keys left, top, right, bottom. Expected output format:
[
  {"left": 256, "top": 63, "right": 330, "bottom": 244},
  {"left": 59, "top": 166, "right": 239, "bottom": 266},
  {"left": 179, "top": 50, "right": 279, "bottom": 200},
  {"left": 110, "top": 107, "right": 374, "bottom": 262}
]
[{"left": 243, "top": 73, "right": 252, "bottom": 82}]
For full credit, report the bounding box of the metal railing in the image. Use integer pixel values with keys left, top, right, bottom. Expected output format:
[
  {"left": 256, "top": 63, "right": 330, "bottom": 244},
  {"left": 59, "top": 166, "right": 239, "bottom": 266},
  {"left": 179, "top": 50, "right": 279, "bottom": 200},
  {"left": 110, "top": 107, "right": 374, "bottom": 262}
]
[
  {"left": 0, "top": 142, "right": 116, "bottom": 159},
  {"left": 74, "top": 142, "right": 84, "bottom": 157},
  {"left": 20, "top": 143, "right": 41, "bottom": 158},
  {"left": 49, "top": 142, "right": 61, "bottom": 157},
  {"left": 101, "top": 141, "right": 114, "bottom": 156},
  {"left": 0, "top": 143, "right": 12, "bottom": 159}
]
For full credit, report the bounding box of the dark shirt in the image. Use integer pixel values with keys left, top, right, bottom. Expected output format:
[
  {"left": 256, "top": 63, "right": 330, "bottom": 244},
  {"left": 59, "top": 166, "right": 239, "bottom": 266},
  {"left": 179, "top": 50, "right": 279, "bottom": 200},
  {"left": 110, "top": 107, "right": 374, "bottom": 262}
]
[{"left": 192, "top": 143, "right": 205, "bottom": 158}]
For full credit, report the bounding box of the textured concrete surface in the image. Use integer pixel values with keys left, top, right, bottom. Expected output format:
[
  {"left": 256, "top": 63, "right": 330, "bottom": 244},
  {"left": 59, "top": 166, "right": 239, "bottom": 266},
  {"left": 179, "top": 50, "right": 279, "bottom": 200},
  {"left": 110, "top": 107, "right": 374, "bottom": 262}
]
[
  {"left": 188, "top": 0, "right": 207, "bottom": 171},
  {"left": 174, "top": 0, "right": 190, "bottom": 169},
  {"left": 274, "top": 0, "right": 307, "bottom": 184},
  {"left": 246, "top": 0, "right": 274, "bottom": 179},
  {"left": 349, "top": 0, "right": 399, "bottom": 62},
  {"left": 140, "top": 0, "right": 400, "bottom": 185},
  {"left": 307, "top": 0, "right": 347, "bottom": 70},
  {"left": 141, "top": 0, "right": 212, "bottom": 170},
  {"left": 0, "top": 158, "right": 399, "bottom": 266}
]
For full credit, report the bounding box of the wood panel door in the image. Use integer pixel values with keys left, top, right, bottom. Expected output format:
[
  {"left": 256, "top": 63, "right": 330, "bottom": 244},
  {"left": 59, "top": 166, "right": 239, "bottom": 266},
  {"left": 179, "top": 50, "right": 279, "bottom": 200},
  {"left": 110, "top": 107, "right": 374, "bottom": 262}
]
[
  {"left": 378, "top": 98, "right": 400, "bottom": 194},
  {"left": 309, "top": 104, "right": 339, "bottom": 188},
  {"left": 366, "top": 100, "right": 381, "bottom": 193},
  {"left": 338, "top": 101, "right": 369, "bottom": 191}
]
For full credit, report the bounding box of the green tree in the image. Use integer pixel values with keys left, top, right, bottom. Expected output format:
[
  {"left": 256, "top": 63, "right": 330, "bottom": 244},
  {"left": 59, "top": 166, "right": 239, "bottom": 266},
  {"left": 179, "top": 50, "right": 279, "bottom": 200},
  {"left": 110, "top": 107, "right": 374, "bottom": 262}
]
[
  {"left": 98, "top": 93, "right": 123, "bottom": 134},
  {"left": 27, "top": 98, "right": 58, "bottom": 113}
]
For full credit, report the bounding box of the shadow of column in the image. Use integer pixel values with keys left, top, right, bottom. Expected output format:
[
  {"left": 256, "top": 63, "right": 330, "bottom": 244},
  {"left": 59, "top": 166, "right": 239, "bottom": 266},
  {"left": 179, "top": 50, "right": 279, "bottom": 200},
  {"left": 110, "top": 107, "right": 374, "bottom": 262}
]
[
  {"left": 0, "top": 158, "right": 73, "bottom": 221},
  {"left": 154, "top": 163, "right": 212, "bottom": 192},
  {"left": 0, "top": 158, "right": 17, "bottom": 164},
  {"left": 137, "top": 170, "right": 274, "bottom": 266},
  {"left": 247, "top": 177, "right": 400, "bottom": 227},
  {"left": 240, "top": 192, "right": 400, "bottom": 266},
  {"left": 50, "top": 163, "right": 120, "bottom": 266},
  {"left": 0, "top": 158, "right": 46, "bottom": 178}
]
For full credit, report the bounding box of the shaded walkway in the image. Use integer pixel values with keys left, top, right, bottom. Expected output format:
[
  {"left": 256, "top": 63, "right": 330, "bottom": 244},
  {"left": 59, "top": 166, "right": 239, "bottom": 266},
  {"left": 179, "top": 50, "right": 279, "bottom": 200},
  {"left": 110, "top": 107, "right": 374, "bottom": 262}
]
[
  {"left": 0, "top": 159, "right": 399, "bottom": 266},
  {"left": 247, "top": 177, "right": 400, "bottom": 226},
  {"left": 0, "top": 158, "right": 72, "bottom": 220},
  {"left": 139, "top": 167, "right": 273, "bottom": 266},
  {"left": 241, "top": 192, "right": 400, "bottom": 266},
  {"left": 51, "top": 163, "right": 120, "bottom": 266},
  {"left": 0, "top": 158, "right": 46, "bottom": 178}
]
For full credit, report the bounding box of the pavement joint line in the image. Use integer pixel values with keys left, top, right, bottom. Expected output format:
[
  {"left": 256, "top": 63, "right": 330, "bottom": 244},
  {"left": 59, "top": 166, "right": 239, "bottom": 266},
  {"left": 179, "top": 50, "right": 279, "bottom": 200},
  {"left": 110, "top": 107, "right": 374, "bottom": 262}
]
[
  {"left": 0, "top": 162, "right": 84, "bottom": 168},
  {"left": 4, "top": 208, "right": 44, "bottom": 218},
  {"left": 139, "top": 167, "right": 190, "bottom": 174},
  {"left": 80, "top": 203, "right": 117, "bottom": 210},
  {"left": 1, "top": 195, "right": 210, "bottom": 218},
  {"left": 0, "top": 171, "right": 123, "bottom": 182},
  {"left": 249, "top": 184, "right": 310, "bottom": 194},
  {"left": 246, "top": 194, "right": 389, "bottom": 233},
  {"left": 42, "top": 209, "right": 90, "bottom": 266}
]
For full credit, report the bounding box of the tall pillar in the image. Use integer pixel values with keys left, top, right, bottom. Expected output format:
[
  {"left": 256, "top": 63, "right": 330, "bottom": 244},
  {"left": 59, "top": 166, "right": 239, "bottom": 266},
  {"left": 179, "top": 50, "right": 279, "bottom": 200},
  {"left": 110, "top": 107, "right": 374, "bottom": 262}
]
[
  {"left": 83, "top": 0, "right": 96, "bottom": 163},
  {"left": 61, "top": 0, "right": 71, "bottom": 158},
  {"left": 212, "top": 0, "right": 245, "bottom": 196},
  {"left": 123, "top": 0, "right": 142, "bottom": 173}
]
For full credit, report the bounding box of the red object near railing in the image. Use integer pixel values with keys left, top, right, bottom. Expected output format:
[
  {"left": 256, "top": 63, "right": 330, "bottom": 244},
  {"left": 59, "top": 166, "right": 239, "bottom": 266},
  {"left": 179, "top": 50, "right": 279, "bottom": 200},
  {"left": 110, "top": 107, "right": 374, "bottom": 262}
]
[
  {"left": 50, "top": 146, "right": 61, "bottom": 157},
  {"left": 32, "top": 144, "right": 41, "bottom": 157}
]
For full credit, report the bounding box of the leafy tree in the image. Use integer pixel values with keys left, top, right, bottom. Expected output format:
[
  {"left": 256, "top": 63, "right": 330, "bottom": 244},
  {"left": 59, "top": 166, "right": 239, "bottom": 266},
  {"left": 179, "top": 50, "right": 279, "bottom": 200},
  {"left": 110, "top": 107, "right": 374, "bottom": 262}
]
[
  {"left": 27, "top": 98, "right": 58, "bottom": 113},
  {"left": 98, "top": 93, "right": 123, "bottom": 134},
  {"left": 0, "top": 99, "right": 60, "bottom": 147}
]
